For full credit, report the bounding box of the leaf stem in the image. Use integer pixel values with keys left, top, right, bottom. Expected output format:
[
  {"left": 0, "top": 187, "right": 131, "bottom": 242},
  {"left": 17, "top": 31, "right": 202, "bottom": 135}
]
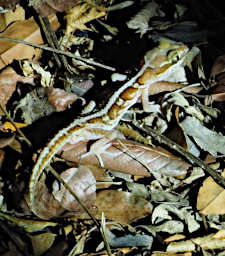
[
  {"left": 131, "top": 120, "right": 225, "bottom": 189},
  {"left": 0, "top": 35, "right": 116, "bottom": 71}
]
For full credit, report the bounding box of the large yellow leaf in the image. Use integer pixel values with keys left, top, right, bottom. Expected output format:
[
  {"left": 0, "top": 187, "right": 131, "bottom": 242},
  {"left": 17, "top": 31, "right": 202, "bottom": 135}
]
[{"left": 197, "top": 171, "right": 225, "bottom": 215}]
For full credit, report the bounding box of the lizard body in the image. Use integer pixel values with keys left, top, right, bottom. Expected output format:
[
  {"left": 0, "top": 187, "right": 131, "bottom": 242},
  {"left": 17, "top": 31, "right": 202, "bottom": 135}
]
[{"left": 29, "top": 38, "right": 189, "bottom": 212}]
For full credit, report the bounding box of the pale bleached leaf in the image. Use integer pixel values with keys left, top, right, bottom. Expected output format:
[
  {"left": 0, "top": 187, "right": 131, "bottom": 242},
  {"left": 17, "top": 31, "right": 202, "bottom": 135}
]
[
  {"left": 14, "top": 88, "right": 55, "bottom": 124},
  {"left": 167, "top": 239, "right": 196, "bottom": 253},
  {"left": 150, "top": 220, "right": 184, "bottom": 234},
  {"left": 181, "top": 116, "right": 225, "bottom": 156},
  {"left": 127, "top": 1, "right": 165, "bottom": 36},
  {"left": 152, "top": 205, "right": 172, "bottom": 223},
  {"left": 22, "top": 61, "right": 54, "bottom": 87},
  {"left": 152, "top": 204, "right": 200, "bottom": 232},
  {"left": 182, "top": 167, "right": 205, "bottom": 184},
  {"left": 167, "top": 232, "right": 225, "bottom": 252}
]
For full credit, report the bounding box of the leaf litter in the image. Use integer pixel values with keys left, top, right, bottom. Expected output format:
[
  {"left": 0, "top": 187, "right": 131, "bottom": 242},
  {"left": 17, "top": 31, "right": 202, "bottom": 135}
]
[{"left": 1, "top": 0, "right": 225, "bottom": 255}]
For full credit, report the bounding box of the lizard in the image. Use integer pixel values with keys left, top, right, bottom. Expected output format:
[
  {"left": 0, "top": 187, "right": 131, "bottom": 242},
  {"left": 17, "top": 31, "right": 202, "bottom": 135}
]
[{"left": 28, "top": 38, "right": 189, "bottom": 213}]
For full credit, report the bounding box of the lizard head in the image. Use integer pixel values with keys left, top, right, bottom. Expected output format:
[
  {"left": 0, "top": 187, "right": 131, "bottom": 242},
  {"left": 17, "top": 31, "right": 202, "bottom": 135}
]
[{"left": 138, "top": 38, "right": 189, "bottom": 85}]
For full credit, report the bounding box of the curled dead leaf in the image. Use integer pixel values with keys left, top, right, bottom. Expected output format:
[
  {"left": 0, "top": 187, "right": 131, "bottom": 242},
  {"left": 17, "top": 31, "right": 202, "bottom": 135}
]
[
  {"left": 46, "top": 87, "right": 78, "bottom": 112},
  {"left": 52, "top": 166, "right": 96, "bottom": 212},
  {"left": 31, "top": 173, "right": 65, "bottom": 219},
  {"left": 0, "top": 67, "right": 34, "bottom": 114}
]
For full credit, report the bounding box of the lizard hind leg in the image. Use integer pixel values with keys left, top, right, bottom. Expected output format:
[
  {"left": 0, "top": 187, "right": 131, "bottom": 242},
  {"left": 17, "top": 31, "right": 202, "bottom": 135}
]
[{"left": 141, "top": 87, "right": 161, "bottom": 113}]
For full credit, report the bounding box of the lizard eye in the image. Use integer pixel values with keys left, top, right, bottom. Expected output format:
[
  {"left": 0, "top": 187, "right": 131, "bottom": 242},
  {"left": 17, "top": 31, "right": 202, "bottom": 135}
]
[{"left": 167, "top": 50, "right": 180, "bottom": 63}]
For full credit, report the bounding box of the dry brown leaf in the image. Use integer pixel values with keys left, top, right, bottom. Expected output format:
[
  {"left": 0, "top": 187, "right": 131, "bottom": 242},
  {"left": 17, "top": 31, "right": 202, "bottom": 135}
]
[
  {"left": 29, "top": 166, "right": 96, "bottom": 219},
  {"left": 46, "top": 87, "right": 78, "bottom": 112},
  {"left": 8, "top": 137, "right": 22, "bottom": 153},
  {"left": 61, "top": 138, "right": 189, "bottom": 177},
  {"left": 0, "top": 135, "right": 15, "bottom": 148},
  {"left": 164, "top": 234, "right": 186, "bottom": 243},
  {"left": 44, "top": 241, "right": 68, "bottom": 256},
  {"left": 29, "top": 0, "right": 80, "bottom": 17},
  {"left": 95, "top": 190, "right": 153, "bottom": 223},
  {"left": 0, "top": 149, "right": 4, "bottom": 170},
  {"left": 65, "top": 3, "right": 106, "bottom": 35},
  {"left": 206, "top": 92, "right": 225, "bottom": 103},
  {"left": 91, "top": 190, "right": 152, "bottom": 224},
  {"left": 205, "top": 72, "right": 225, "bottom": 104},
  {"left": 0, "top": 0, "right": 19, "bottom": 10},
  {"left": 52, "top": 166, "right": 96, "bottom": 212},
  {"left": 0, "top": 67, "right": 34, "bottom": 114},
  {"left": 197, "top": 171, "right": 225, "bottom": 215},
  {"left": 30, "top": 173, "right": 65, "bottom": 219},
  {"left": 210, "top": 54, "right": 225, "bottom": 79},
  {"left": 0, "top": 14, "right": 59, "bottom": 68}
]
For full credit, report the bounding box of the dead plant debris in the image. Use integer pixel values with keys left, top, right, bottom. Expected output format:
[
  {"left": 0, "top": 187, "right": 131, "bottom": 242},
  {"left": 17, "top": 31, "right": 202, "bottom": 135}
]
[{"left": 1, "top": 1, "right": 225, "bottom": 255}]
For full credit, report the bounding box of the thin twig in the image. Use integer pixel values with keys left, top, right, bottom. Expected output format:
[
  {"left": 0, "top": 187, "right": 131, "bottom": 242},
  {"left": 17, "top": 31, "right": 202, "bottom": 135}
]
[
  {"left": 100, "top": 213, "right": 112, "bottom": 256},
  {"left": 0, "top": 102, "right": 32, "bottom": 148},
  {"left": 131, "top": 120, "right": 225, "bottom": 189},
  {"left": 47, "top": 165, "right": 100, "bottom": 229},
  {"left": 0, "top": 35, "right": 115, "bottom": 71},
  {"left": 47, "top": 165, "right": 113, "bottom": 255},
  {"left": 39, "top": 16, "right": 70, "bottom": 71},
  {"left": 38, "top": 15, "right": 62, "bottom": 69}
]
